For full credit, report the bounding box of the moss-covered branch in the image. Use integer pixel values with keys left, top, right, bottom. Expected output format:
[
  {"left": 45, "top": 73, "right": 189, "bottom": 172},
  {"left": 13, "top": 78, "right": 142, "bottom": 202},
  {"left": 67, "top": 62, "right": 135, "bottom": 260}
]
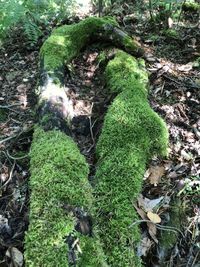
[
  {"left": 40, "top": 17, "right": 143, "bottom": 73},
  {"left": 94, "top": 51, "right": 169, "bottom": 266},
  {"left": 37, "top": 17, "right": 143, "bottom": 132},
  {"left": 25, "top": 127, "right": 107, "bottom": 266},
  {"left": 25, "top": 17, "right": 168, "bottom": 267}
]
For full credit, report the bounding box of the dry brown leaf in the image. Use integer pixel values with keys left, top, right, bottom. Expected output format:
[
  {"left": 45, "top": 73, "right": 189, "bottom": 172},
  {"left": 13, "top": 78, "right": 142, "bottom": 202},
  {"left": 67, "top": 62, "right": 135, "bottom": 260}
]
[
  {"left": 148, "top": 165, "right": 165, "bottom": 186},
  {"left": 147, "top": 211, "right": 161, "bottom": 224},
  {"left": 133, "top": 204, "right": 146, "bottom": 220},
  {"left": 147, "top": 221, "right": 158, "bottom": 243}
]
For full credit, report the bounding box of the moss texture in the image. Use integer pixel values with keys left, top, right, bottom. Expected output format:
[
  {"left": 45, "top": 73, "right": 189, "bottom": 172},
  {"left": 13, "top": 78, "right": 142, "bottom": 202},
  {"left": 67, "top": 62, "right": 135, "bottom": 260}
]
[
  {"left": 40, "top": 16, "right": 141, "bottom": 73},
  {"left": 159, "top": 200, "right": 184, "bottom": 250},
  {"left": 94, "top": 51, "right": 169, "bottom": 266},
  {"left": 163, "top": 29, "right": 180, "bottom": 40},
  {"left": 40, "top": 17, "right": 118, "bottom": 71},
  {"left": 183, "top": 1, "right": 200, "bottom": 11},
  {"left": 25, "top": 126, "right": 106, "bottom": 267}
]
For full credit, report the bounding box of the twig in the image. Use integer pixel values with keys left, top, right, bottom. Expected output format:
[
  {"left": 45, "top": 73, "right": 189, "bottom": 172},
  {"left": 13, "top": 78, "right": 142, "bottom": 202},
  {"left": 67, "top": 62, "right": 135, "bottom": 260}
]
[
  {"left": 0, "top": 126, "right": 33, "bottom": 145},
  {"left": 6, "top": 150, "right": 29, "bottom": 160},
  {"left": 129, "top": 219, "right": 184, "bottom": 237},
  {"left": 191, "top": 250, "right": 200, "bottom": 267},
  {"left": 0, "top": 134, "right": 18, "bottom": 145},
  {"left": 89, "top": 103, "right": 95, "bottom": 145},
  {"left": 1, "top": 162, "right": 16, "bottom": 189},
  {"left": 0, "top": 103, "right": 21, "bottom": 109},
  {"left": 177, "top": 0, "right": 187, "bottom": 28}
]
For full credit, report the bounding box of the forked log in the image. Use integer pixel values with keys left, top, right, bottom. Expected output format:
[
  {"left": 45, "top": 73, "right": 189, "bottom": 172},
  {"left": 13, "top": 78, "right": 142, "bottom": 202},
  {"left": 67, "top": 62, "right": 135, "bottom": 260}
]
[
  {"left": 25, "top": 17, "right": 144, "bottom": 267},
  {"left": 37, "top": 16, "right": 144, "bottom": 133}
]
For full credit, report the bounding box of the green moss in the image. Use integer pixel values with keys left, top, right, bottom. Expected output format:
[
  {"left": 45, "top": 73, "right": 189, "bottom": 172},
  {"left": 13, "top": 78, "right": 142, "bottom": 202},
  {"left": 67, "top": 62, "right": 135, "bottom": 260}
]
[
  {"left": 40, "top": 16, "right": 141, "bottom": 73},
  {"left": 40, "top": 17, "right": 119, "bottom": 71},
  {"left": 94, "top": 51, "right": 169, "bottom": 266},
  {"left": 0, "top": 109, "right": 7, "bottom": 122},
  {"left": 159, "top": 200, "right": 184, "bottom": 250},
  {"left": 123, "top": 35, "right": 142, "bottom": 55},
  {"left": 25, "top": 126, "right": 106, "bottom": 267},
  {"left": 97, "top": 50, "right": 107, "bottom": 65},
  {"left": 163, "top": 29, "right": 180, "bottom": 39},
  {"left": 183, "top": 1, "right": 200, "bottom": 11},
  {"left": 193, "top": 57, "right": 200, "bottom": 69}
]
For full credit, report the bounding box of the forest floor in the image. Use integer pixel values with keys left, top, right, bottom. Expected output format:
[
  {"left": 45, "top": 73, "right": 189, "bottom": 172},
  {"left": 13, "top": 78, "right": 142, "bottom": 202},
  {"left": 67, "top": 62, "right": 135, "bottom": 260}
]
[{"left": 0, "top": 3, "right": 200, "bottom": 267}]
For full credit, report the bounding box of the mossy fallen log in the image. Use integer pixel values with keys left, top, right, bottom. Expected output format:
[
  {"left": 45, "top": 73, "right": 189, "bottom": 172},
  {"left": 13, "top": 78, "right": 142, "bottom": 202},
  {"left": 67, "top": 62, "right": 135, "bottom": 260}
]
[
  {"left": 38, "top": 16, "right": 143, "bottom": 132},
  {"left": 94, "top": 51, "right": 169, "bottom": 266},
  {"left": 25, "top": 127, "right": 107, "bottom": 266},
  {"left": 25, "top": 16, "right": 144, "bottom": 267},
  {"left": 25, "top": 16, "right": 166, "bottom": 267}
]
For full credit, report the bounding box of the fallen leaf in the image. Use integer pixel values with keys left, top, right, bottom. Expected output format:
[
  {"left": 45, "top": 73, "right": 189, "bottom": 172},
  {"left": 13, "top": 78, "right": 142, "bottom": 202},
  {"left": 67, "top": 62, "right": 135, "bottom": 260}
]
[
  {"left": 137, "top": 194, "right": 164, "bottom": 212},
  {"left": 181, "top": 150, "right": 193, "bottom": 161},
  {"left": 0, "top": 215, "right": 11, "bottom": 235},
  {"left": 168, "top": 17, "right": 173, "bottom": 28},
  {"left": 147, "top": 221, "right": 158, "bottom": 243},
  {"left": 148, "top": 165, "right": 165, "bottom": 186},
  {"left": 137, "top": 235, "right": 153, "bottom": 256},
  {"left": 147, "top": 211, "right": 161, "bottom": 224},
  {"left": 143, "top": 168, "right": 151, "bottom": 180},
  {"left": 133, "top": 204, "right": 146, "bottom": 220},
  {"left": 6, "top": 247, "right": 23, "bottom": 267},
  {"left": 177, "top": 63, "right": 193, "bottom": 72},
  {"left": 167, "top": 171, "right": 178, "bottom": 179}
]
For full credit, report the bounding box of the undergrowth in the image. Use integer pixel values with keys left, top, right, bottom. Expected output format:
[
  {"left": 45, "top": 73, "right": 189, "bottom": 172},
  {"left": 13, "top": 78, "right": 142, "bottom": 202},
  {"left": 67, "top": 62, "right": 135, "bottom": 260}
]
[{"left": 0, "top": 0, "right": 76, "bottom": 46}]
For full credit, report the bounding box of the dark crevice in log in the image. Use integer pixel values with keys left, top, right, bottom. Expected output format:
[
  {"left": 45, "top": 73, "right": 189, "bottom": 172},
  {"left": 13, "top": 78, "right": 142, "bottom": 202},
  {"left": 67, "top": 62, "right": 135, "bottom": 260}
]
[{"left": 37, "top": 100, "right": 72, "bottom": 135}]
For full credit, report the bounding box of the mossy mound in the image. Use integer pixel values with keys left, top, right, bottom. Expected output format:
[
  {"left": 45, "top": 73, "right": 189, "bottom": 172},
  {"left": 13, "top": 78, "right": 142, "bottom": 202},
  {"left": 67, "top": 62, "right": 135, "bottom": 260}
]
[
  {"left": 163, "top": 29, "right": 180, "bottom": 40},
  {"left": 25, "top": 127, "right": 106, "bottom": 267},
  {"left": 94, "top": 51, "right": 169, "bottom": 266},
  {"left": 183, "top": 1, "right": 200, "bottom": 12}
]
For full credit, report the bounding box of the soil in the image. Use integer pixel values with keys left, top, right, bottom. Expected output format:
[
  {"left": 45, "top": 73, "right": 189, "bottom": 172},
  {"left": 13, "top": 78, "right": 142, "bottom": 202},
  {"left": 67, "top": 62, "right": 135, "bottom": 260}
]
[{"left": 0, "top": 5, "right": 200, "bottom": 267}]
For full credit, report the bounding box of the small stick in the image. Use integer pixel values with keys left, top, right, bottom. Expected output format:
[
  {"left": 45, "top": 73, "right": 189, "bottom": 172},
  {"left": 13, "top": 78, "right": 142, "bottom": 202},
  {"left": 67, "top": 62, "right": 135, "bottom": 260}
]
[
  {"left": 6, "top": 150, "right": 29, "bottom": 160},
  {"left": 1, "top": 162, "right": 16, "bottom": 189},
  {"left": 89, "top": 103, "right": 95, "bottom": 145},
  {"left": 0, "top": 134, "right": 18, "bottom": 145},
  {"left": 191, "top": 250, "right": 200, "bottom": 267},
  {"left": 129, "top": 219, "right": 184, "bottom": 237},
  {"left": 0, "top": 103, "right": 21, "bottom": 109}
]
